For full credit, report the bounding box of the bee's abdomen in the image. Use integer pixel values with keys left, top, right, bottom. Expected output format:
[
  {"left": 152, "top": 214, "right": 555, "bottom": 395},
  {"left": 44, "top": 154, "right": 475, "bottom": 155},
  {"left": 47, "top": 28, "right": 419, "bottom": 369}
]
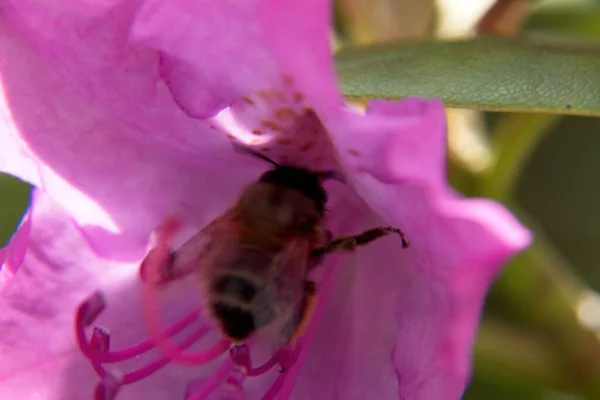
[
  {"left": 212, "top": 275, "right": 257, "bottom": 303},
  {"left": 211, "top": 302, "right": 255, "bottom": 341},
  {"left": 210, "top": 275, "right": 261, "bottom": 341}
]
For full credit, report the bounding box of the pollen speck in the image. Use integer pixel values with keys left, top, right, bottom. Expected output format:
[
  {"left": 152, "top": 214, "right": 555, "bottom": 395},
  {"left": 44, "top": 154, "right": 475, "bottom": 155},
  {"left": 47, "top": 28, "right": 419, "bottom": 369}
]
[
  {"left": 274, "top": 108, "right": 298, "bottom": 121},
  {"left": 282, "top": 74, "right": 295, "bottom": 87},
  {"left": 258, "top": 90, "right": 276, "bottom": 102},
  {"left": 242, "top": 97, "right": 255, "bottom": 105},
  {"left": 348, "top": 148, "right": 361, "bottom": 156},
  {"left": 293, "top": 92, "right": 304, "bottom": 103},
  {"left": 226, "top": 134, "right": 235, "bottom": 140},
  {"left": 262, "top": 147, "right": 272, "bottom": 152},
  {"left": 251, "top": 129, "right": 263, "bottom": 135},
  {"left": 261, "top": 120, "right": 283, "bottom": 132},
  {"left": 299, "top": 141, "right": 314, "bottom": 152},
  {"left": 276, "top": 137, "right": 293, "bottom": 145}
]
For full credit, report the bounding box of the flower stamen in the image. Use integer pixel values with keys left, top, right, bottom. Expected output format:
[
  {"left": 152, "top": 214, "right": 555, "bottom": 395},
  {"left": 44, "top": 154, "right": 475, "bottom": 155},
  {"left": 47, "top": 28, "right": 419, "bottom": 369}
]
[
  {"left": 141, "top": 238, "right": 230, "bottom": 364},
  {"left": 185, "top": 359, "right": 233, "bottom": 400},
  {"left": 76, "top": 293, "right": 222, "bottom": 388},
  {"left": 91, "top": 312, "right": 199, "bottom": 363},
  {"left": 75, "top": 291, "right": 107, "bottom": 359},
  {"left": 229, "top": 343, "right": 288, "bottom": 377},
  {"left": 76, "top": 213, "right": 349, "bottom": 398},
  {"left": 219, "top": 365, "right": 246, "bottom": 400},
  {"left": 94, "top": 369, "right": 123, "bottom": 400}
]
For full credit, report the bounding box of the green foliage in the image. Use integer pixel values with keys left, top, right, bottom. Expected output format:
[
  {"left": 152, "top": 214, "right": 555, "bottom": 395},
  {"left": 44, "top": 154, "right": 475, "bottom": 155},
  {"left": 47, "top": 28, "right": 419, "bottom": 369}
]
[
  {"left": 336, "top": 37, "right": 600, "bottom": 116},
  {"left": 0, "top": 173, "right": 31, "bottom": 247}
]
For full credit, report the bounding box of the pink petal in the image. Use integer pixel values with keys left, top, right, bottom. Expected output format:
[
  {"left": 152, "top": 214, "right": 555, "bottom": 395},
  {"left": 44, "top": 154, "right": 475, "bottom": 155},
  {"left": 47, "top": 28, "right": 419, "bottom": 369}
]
[
  {"left": 132, "top": 0, "right": 340, "bottom": 120},
  {"left": 0, "top": 0, "right": 265, "bottom": 260},
  {"left": 289, "top": 98, "right": 530, "bottom": 400},
  {"left": 132, "top": 0, "right": 348, "bottom": 176},
  {"left": 0, "top": 2, "right": 532, "bottom": 399},
  {"left": 0, "top": 193, "right": 349, "bottom": 400},
  {"left": 0, "top": 192, "right": 228, "bottom": 399}
]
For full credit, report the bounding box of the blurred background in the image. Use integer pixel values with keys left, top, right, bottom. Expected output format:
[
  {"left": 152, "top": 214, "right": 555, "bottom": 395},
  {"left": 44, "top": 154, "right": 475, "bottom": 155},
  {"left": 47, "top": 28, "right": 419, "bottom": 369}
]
[
  {"left": 2, "top": 0, "right": 600, "bottom": 398},
  {"left": 336, "top": 0, "right": 600, "bottom": 398}
]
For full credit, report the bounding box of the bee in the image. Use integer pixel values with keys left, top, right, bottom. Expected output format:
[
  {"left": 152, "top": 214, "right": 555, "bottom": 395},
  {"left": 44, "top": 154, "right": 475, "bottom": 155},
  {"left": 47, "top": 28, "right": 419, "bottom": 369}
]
[{"left": 143, "top": 147, "right": 409, "bottom": 346}]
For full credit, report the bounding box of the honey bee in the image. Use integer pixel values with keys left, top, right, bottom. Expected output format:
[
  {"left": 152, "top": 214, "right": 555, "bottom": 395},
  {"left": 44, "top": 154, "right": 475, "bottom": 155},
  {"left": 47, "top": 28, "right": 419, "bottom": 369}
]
[{"left": 145, "top": 147, "right": 409, "bottom": 346}]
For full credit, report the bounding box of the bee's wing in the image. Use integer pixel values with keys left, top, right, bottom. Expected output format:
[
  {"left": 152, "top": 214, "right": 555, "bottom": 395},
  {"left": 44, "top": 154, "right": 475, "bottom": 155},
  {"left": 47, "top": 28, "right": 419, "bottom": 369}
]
[
  {"left": 271, "top": 237, "right": 311, "bottom": 308},
  {"left": 140, "top": 208, "right": 239, "bottom": 285},
  {"left": 171, "top": 208, "right": 238, "bottom": 276}
]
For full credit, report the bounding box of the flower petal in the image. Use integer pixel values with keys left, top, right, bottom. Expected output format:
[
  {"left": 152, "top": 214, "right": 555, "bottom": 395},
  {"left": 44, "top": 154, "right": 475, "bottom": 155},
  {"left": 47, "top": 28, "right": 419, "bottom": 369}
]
[
  {"left": 0, "top": 0, "right": 265, "bottom": 259},
  {"left": 131, "top": 0, "right": 339, "bottom": 120},
  {"left": 0, "top": 192, "right": 232, "bottom": 399},
  {"left": 293, "top": 98, "right": 531, "bottom": 400},
  {"left": 0, "top": 192, "right": 132, "bottom": 398}
]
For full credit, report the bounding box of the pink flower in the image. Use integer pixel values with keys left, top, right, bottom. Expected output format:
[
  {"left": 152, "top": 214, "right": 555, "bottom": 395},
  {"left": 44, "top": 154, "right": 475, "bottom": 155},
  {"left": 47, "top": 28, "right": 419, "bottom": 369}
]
[{"left": 0, "top": 0, "right": 531, "bottom": 399}]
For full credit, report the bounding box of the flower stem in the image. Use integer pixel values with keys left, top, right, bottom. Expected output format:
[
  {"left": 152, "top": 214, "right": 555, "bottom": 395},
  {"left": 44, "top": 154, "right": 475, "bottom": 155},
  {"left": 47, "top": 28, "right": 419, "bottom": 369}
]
[
  {"left": 489, "top": 204, "right": 600, "bottom": 398},
  {"left": 474, "top": 317, "right": 569, "bottom": 391},
  {"left": 480, "top": 113, "right": 560, "bottom": 201},
  {"left": 470, "top": 112, "right": 600, "bottom": 397}
]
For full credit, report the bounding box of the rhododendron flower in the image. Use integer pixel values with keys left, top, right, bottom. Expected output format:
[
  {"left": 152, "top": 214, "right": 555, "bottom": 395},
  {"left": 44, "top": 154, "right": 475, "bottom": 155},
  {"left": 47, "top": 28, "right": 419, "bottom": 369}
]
[{"left": 0, "top": 0, "right": 531, "bottom": 399}]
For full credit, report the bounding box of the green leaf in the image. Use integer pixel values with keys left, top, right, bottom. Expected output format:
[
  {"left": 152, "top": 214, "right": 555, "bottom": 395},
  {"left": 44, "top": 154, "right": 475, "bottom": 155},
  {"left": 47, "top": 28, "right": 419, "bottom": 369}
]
[
  {"left": 335, "top": 37, "right": 600, "bottom": 116},
  {"left": 527, "top": 0, "right": 600, "bottom": 40},
  {"left": 0, "top": 173, "right": 32, "bottom": 247}
]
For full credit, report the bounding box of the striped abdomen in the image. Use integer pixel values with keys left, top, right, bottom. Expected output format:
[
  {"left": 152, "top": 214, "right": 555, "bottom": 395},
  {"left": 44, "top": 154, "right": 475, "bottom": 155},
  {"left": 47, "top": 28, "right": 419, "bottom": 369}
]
[{"left": 208, "top": 247, "right": 278, "bottom": 341}]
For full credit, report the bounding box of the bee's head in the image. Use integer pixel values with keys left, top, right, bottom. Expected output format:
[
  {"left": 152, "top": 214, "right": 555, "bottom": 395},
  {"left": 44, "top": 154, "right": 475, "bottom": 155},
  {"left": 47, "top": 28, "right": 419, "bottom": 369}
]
[
  {"left": 259, "top": 166, "right": 328, "bottom": 212},
  {"left": 234, "top": 144, "right": 344, "bottom": 214}
]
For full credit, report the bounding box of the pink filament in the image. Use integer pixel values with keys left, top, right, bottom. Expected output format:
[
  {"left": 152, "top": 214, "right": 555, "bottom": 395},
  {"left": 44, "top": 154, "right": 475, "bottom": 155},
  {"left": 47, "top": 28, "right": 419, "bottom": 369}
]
[
  {"left": 220, "top": 368, "right": 246, "bottom": 400},
  {"left": 141, "top": 259, "right": 230, "bottom": 364},
  {"left": 75, "top": 291, "right": 107, "bottom": 359},
  {"left": 261, "top": 374, "right": 286, "bottom": 400},
  {"left": 247, "top": 354, "right": 280, "bottom": 377},
  {"left": 91, "top": 324, "right": 212, "bottom": 384},
  {"left": 187, "top": 359, "right": 233, "bottom": 400},
  {"left": 230, "top": 344, "right": 280, "bottom": 377},
  {"left": 95, "top": 311, "right": 199, "bottom": 363},
  {"left": 140, "top": 216, "right": 231, "bottom": 365},
  {"left": 75, "top": 291, "right": 218, "bottom": 385},
  {"left": 94, "top": 369, "right": 122, "bottom": 400}
]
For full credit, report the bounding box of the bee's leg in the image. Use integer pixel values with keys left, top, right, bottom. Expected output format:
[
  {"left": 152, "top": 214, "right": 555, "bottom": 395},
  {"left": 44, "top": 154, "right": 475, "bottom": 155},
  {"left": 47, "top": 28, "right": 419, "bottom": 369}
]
[
  {"left": 311, "top": 226, "right": 409, "bottom": 260},
  {"left": 325, "top": 230, "right": 334, "bottom": 242},
  {"left": 309, "top": 230, "right": 333, "bottom": 269},
  {"left": 289, "top": 281, "right": 317, "bottom": 343},
  {"left": 279, "top": 281, "right": 318, "bottom": 372}
]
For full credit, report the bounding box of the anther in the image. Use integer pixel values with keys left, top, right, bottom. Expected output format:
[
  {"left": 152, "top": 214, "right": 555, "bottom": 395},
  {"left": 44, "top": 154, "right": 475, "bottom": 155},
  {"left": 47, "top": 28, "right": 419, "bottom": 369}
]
[
  {"left": 229, "top": 343, "right": 283, "bottom": 377},
  {"left": 229, "top": 344, "right": 251, "bottom": 374},
  {"left": 186, "top": 359, "right": 232, "bottom": 400},
  {"left": 90, "top": 327, "right": 110, "bottom": 353},
  {"left": 275, "top": 345, "right": 295, "bottom": 373},
  {"left": 78, "top": 291, "right": 106, "bottom": 327}
]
